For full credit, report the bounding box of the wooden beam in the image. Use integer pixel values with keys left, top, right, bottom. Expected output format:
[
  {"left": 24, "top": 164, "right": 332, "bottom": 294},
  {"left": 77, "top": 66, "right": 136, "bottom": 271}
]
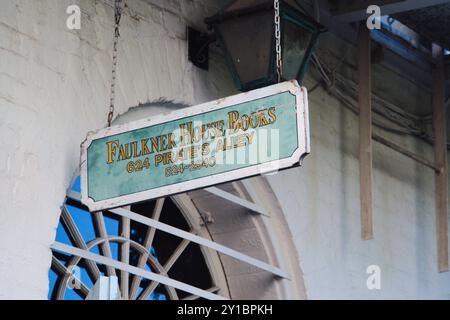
[
  {"left": 446, "top": 57, "right": 450, "bottom": 80},
  {"left": 370, "top": 30, "right": 431, "bottom": 72},
  {"left": 120, "top": 206, "right": 131, "bottom": 299},
  {"left": 358, "top": 22, "right": 374, "bottom": 240},
  {"left": 432, "top": 44, "right": 449, "bottom": 273}
]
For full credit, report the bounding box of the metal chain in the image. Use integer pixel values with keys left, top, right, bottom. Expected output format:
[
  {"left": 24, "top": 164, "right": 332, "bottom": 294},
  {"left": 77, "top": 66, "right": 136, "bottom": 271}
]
[
  {"left": 107, "top": 0, "right": 124, "bottom": 127},
  {"left": 274, "top": 0, "right": 282, "bottom": 82}
]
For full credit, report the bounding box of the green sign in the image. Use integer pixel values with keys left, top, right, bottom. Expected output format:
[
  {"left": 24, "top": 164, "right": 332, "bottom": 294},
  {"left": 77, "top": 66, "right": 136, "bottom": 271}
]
[{"left": 80, "top": 81, "right": 310, "bottom": 211}]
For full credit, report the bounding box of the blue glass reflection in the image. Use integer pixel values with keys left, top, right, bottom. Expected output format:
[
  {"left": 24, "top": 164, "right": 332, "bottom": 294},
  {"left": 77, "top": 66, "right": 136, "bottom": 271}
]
[{"left": 49, "top": 176, "right": 167, "bottom": 300}]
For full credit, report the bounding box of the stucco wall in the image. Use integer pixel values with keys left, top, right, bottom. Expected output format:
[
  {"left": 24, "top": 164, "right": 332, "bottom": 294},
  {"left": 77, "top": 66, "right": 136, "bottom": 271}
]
[
  {"left": 0, "top": 0, "right": 234, "bottom": 299},
  {"left": 0, "top": 0, "right": 449, "bottom": 299}
]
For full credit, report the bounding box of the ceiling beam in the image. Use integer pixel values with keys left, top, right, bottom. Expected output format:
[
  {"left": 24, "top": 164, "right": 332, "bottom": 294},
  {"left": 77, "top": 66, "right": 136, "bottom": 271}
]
[
  {"left": 370, "top": 29, "right": 431, "bottom": 71},
  {"left": 332, "top": 0, "right": 450, "bottom": 22},
  {"left": 358, "top": 22, "right": 374, "bottom": 241},
  {"left": 432, "top": 45, "right": 449, "bottom": 273},
  {"left": 310, "top": 1, "right": 433, "bottom": 87}
]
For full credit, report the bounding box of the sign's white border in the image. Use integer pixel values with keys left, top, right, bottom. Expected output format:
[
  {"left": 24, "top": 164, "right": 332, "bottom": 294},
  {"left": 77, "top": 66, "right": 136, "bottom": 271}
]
[{"left": 80, "top": 80, "right": 310, "bottom": 212}]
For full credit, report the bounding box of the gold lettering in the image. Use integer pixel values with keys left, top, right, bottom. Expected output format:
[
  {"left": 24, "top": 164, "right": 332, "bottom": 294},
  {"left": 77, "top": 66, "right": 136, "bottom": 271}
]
[
  {"left": 168, "top": 133, "right": 177, "bottom": 149},
  {"left": 259, "top": 109, "right": 269, "bottom": 126},
  {"left": 106, "top": 140, "right": 119, "bottom": 164},
  {"left": 249, "top": 112, "right": 259, "bottom": 129},
  {"left": 131, "top": 141, "right": 141, "bottom": 158},
  {"left": 179, "top": 122, "right": 192, "bottom": 146},
  {"left": 240, "top": 114, "right": 249, "bottom": 131},
  {"left": 268, "top": 107, "right": 277, "bottom": 124},
  {"left": 236, "top": 135, "right": 245, "bottom": 148},
  {"left": 246, "top": 132, "right": 255, "bottom": 145},
  {"left": 155, "top": 154, "right": 163, "bottom": 166},
  {"left": 228, "top": 111, "right": 239, "bottom": 134},
  {"left": 141, "top": 139, "right": 150, "bottom": 155},
  {"left": 160, "top": 134, "right": 168, "bottom": 151},
  {"left": 118, "top": 144, "right": 131, "bottom": 161},
  {"left": 150, "top": 137, "right": 159, "bottom": 153},
  {"left": 202, "top": 143, "right": 210, "bottom": 156}
]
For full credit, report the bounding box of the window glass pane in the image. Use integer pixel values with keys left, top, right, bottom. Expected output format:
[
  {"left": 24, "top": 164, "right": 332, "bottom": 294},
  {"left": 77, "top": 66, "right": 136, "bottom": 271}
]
[
  {"left": 71, "top": 176, "right": 81, "bottom": 193},
  {"left": 50, "top": 176, "right": 214, "bottom": 300},
  {"left": 55, "top": 222, "right": 72, "bottom": 246},
  {"left": 47, "top": 268, "right": 58, "bottom": 300},
  {"left": 218, "top": 11, "right": 273, "bottom": 84},
  {"left": 103, "top": 214, "right": 120, "bottom": 238},
  {"left": 67, "top": 205, "right": 96, "bottom": 243}
]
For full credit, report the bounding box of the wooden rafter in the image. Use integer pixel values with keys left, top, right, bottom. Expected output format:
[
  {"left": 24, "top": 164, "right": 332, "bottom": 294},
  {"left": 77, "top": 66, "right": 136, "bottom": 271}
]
[{"left": 432, "top": 44, "right": 449, "bottom": 273}]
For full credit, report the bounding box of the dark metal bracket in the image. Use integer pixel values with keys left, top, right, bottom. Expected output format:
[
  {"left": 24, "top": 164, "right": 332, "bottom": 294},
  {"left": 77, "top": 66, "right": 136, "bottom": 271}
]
[{"left": 187, "top": 27, "right": 216, "bottom": 71}]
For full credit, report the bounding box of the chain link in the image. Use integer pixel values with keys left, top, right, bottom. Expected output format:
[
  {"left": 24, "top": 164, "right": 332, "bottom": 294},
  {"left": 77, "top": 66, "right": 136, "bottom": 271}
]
[
  {"left": 274, "top": 0, "right": 282, "bottom": 83},
  {"left": 108, "top": 0, "right": 124, "bottom": 127}
]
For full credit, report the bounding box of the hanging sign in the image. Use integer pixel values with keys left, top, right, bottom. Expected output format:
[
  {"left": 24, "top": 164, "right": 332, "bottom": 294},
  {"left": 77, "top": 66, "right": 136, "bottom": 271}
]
[{"left": 80, "top": 80, "right": 310, "bottom": 211}]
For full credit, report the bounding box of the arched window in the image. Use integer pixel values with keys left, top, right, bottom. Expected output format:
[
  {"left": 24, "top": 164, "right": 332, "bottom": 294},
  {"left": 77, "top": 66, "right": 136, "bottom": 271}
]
[{"left": 48, "top": 102, "right": 304, "bottom": 300}]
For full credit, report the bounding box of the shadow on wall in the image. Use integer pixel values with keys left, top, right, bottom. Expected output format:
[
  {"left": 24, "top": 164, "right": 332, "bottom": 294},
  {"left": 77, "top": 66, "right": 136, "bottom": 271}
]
[{"left": 112, "top": 101, "right": 190, "bottom": 126}]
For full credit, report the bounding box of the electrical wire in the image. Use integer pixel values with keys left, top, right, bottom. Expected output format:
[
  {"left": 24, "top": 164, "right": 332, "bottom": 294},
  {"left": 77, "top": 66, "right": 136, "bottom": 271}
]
[{"left": 310, "top": 52, "right": 449, "bottom": 148}]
